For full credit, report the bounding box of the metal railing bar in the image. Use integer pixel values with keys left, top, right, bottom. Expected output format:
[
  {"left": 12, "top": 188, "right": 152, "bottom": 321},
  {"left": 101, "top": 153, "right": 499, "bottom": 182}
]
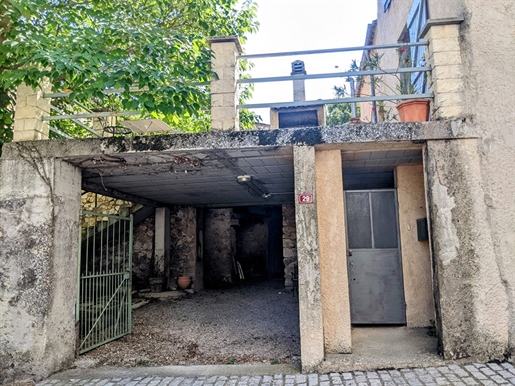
[
  {"left": 82, "top": 211, "right": 132, "bottom": 221},
  {"left": 238, "top": 93, "right": 433, "bottom": 110},
  {"left": 239, "top": 41, "right": 429, "bottom": 60},
  {"left": 73, "top": 100, "right": 94, "bottom": 113},
  {"left": 237, "top": 66, "right": 431, "bottom": 85},
  {"left": 50, "top": 126, "right": 74, "bottom": 139},
  {"left": 44, "top": 82, "right": 210, "bottom": 99},
  {"left": 44, "top": 110, "right": 141, "bottom": 121},
  {"left": 50, "top": 105, "right": 103, "bottom": 137}
]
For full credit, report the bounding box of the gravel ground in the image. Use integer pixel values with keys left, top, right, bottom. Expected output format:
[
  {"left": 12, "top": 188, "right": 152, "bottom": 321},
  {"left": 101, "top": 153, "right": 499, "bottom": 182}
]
[{"left": 82, "top": 279, "right": 300, "bottom": 367}]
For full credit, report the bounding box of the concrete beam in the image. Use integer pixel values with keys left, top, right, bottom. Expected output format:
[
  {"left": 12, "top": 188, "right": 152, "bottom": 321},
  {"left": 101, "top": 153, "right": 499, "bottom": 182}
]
[
  {"left": 293, "top": 146, "right": 325, "bottom": 372},
  {"left": 315, "top": 149, "right": 352, "bottom": 353},
  {"left": 424, "top": 138, "right": 510, "bottom": 360},
  {"left": 0, "top": 120, "right": 478, "bottom": 161}
]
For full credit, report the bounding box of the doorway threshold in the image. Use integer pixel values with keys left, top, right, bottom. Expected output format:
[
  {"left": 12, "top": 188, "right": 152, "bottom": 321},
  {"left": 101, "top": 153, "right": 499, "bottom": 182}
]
[{"left": 320, "top": 327, "right": 444, "bottom": 373}]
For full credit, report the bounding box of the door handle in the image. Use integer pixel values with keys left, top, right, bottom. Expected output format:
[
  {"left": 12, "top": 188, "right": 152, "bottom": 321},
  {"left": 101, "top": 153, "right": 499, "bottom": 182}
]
[{"left": 347, "top": 249, "right": 353, "bottom": 256}]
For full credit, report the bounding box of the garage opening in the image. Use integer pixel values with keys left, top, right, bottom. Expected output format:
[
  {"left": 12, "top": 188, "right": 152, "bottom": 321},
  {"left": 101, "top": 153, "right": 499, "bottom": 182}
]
[{"left": 77, "top": 194, "right": 300, "bottom": 367}]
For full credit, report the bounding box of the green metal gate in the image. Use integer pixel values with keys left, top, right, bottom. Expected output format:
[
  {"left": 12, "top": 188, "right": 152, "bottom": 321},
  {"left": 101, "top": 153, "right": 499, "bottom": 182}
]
[{"left": 76, "top": 210, "right": 133, "bottom": 354}]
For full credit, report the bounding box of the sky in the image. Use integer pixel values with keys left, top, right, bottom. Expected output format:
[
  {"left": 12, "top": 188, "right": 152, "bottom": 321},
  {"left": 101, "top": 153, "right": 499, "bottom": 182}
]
[{"left": 241, "top": 0, "right": 378, "bottom": 123}]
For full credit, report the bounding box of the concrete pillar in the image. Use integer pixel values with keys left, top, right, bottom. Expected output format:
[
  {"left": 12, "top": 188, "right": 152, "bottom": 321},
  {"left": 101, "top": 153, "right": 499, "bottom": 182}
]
[
  {"left": 424, "top": 139, "right": 509, "bottom": 360},
  {"left": 209, "top": 36, "right": 242, "bottom": 131},
  {"left": 293, "top": 146, "right": 324, "bottom": 372},
  {"left": 421, "top": 18, "right": 465, "bottom": 119},
  {"left": 169, "top": 207, "right": 202, "bottom": 291},
  {"left": 315, "top": 149, "right": 352, "bottom": 353},
  {"left": 13, "top": 80, "right": 51, "bottom": 141},
  {"left": 395, "top": 164, "right": 435, "bottom": 327},
  {"left": 154, "top": 207, "right": 170, "bottom": 285},
  {"left": 0, "top": 147, "right": 81, "bottom": 381}
]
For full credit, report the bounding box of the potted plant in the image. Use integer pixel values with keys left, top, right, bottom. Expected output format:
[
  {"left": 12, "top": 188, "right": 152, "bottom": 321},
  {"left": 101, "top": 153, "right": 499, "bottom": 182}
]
[
  {"left": 357, "top": 46, "right": 430, "bottom": 122},
  {"left": 394, "top": 45, "right": 430, "bottom": 122}
]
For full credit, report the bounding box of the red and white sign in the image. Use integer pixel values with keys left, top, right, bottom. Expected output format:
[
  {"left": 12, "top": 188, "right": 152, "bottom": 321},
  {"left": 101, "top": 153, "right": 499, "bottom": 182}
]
[{"left": 298, "top": 194, "right": 314, "bottom": 204}]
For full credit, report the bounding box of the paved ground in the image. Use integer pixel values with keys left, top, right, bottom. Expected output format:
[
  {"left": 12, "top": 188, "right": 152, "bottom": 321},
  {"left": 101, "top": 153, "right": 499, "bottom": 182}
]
[{"left": 37, "top": 362, "right": 515, "bottom": 385}]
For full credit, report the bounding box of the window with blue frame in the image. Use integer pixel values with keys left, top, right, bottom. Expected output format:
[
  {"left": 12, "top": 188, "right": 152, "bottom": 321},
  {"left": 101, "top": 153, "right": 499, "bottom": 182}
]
[
  {"left": 383, "top": 0, "right": 392, "bottom": 12},
  {"left": 406, "top": 0, "right": 428, "bottom": 93}
]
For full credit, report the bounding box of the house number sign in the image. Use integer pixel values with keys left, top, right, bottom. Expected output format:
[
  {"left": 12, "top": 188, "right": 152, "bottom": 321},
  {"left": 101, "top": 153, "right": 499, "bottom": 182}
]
[{"left": 298, "top": 194, "right": 314, "bottom": 204}]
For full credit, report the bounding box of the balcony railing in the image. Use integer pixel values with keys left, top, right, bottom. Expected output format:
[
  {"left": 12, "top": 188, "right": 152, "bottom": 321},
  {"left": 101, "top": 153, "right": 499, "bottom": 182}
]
[{"left": 40, "top": 41, "right": 432, "bottom": 137}]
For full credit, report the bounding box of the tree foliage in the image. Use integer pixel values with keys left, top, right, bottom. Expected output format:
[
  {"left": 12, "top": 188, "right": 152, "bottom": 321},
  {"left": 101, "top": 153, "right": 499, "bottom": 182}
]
[
  {"left": 0, "top": 0, "right": 259, "bottom": 146},
  {"left": 326, "top": 85, "right": 358, "bottom": 126}
]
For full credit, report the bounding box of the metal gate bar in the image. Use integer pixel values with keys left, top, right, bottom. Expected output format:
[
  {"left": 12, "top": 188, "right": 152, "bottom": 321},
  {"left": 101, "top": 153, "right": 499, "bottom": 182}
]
[{"left": 76, "top": 210, "right": 133, "bottom": 354}]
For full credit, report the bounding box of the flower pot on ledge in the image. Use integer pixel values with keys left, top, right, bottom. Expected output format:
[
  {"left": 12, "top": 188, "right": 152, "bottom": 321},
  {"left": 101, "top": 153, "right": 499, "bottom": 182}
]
[
  {"left": 177, "top": 276, "right": 192, "bottom": 290},
  {"left": 396, "top": 99, "right": 430, "bottom": 122}
]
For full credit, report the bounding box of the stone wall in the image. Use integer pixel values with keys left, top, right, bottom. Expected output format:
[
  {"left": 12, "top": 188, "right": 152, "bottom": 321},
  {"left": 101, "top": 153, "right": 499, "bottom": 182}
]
[
  {"left": 169, "top": 207, "right": 198, "bottom": 288},
  {"left": 132, "top": 215, "right": 155, "bottom": 288},
  {"left": 234, "top": 207, "right": 270, "bottom": 279},
  {"left": 203, "top": 208, "right": 236, "bottom": 288},
  {"left": 282, "top": 204, "right": 297, "bottom": 287}
]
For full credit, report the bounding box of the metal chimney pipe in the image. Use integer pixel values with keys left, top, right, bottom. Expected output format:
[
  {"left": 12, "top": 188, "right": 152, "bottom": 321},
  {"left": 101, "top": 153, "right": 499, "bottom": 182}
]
[{"left": 291, "top": 60, "right": 306, "bottom": 102}]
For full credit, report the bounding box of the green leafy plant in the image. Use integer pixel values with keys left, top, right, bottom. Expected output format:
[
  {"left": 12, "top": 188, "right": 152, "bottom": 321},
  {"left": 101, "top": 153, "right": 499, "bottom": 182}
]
[
  {"left": 0, "top": 0, "right": 260, "bottom": 145},
  {"left": 357, "top": 45, "right": 419, "bottom": 98}
]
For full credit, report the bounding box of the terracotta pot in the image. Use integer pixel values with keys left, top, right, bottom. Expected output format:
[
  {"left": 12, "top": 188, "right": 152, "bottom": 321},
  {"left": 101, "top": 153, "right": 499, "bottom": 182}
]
[
  {"left": 177, "top": 276, "right": 192, "bottom": 290},
  {"left": 396, "top": 99, "right": 430, "bottom": 122}
]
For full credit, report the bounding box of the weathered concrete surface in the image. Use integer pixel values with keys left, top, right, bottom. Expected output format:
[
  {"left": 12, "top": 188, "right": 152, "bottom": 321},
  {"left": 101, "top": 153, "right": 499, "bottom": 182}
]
[
  {"left": 282, "top": 204, "right": 297, "bottom": 288},
  {"left": 0, "top": 120, "right": 477, "bottom": 161},
  {"left": 321, "top": 327, "right": 442, "bottom": 373},
  {"left": 372, "top": 0, "right": 515, "bottom": 357},
  {"left": 457, "top": 0, "right": 515, "bottom": 355},
  {"left": 293, "top": 146, "right": 324, "bottom": 372},
  {"left": 424, "top": 138, "right": 510, "bottom": 360},
  {"left": 396, "top": 165, "right": 435, "bottom": 328},
  {"left": 315, "top": 149, "right": 352, "bottom": 354},
  {"left": 0, "top": 150, "right": 81, "bottom": 382},
  {"left": 203, "top": 208, "right": 236, "bottom": 288}
]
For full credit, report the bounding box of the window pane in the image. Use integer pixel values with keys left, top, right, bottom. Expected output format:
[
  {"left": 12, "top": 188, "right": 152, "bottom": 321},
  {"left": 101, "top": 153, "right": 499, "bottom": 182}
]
[
  {"left": 346, "top": 192, "right": 372, "bottom": 249},
  {"left": 371, "top": 191, "right": 399, "bottom": 248}
]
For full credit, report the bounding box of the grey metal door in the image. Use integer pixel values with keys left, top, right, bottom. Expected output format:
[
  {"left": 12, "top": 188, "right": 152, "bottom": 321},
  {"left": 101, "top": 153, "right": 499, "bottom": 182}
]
[
  {"left": 345, "top": 190, "right": 406, "bottom": 324},
  {"left": 76, "top": 211, "right": 133, "bottom": 353}
]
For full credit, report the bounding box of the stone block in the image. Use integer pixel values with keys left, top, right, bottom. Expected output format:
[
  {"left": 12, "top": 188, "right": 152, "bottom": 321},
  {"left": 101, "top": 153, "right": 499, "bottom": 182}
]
[
  {"left": 283, "top": 238, "right": 296, "bottom": 248},
  {"left": 430, "top": 78, "right": 463, "bottom": 95},
  {"left": 431, "top": 50, "right": 462, "bottom": 67},
  {"left": 430, "top": 64, "right": 463, "bottom": 81},
  {"left": 434, "top": 92, "right": 465, "bottom": 110},
  {"left": 429, "top": 37, "right": 461, "bottom": 55},
  {"left": 211, "top": 93, "right": 224, "bottom": 107},
  {"left": 211, "top": 80, "right": 237, "bottom": 94},
  {"left": 283, "top": 247, "right": 297, "bottom": 258},
  {"left": 426, "top": 24, "right": 460, "bottom": 41}
]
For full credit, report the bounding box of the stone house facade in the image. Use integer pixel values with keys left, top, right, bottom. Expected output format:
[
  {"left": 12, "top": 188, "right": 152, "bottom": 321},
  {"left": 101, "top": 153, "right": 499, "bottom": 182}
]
[{"left": 0, "top": 0, "right": 513, "bottom": 382}]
